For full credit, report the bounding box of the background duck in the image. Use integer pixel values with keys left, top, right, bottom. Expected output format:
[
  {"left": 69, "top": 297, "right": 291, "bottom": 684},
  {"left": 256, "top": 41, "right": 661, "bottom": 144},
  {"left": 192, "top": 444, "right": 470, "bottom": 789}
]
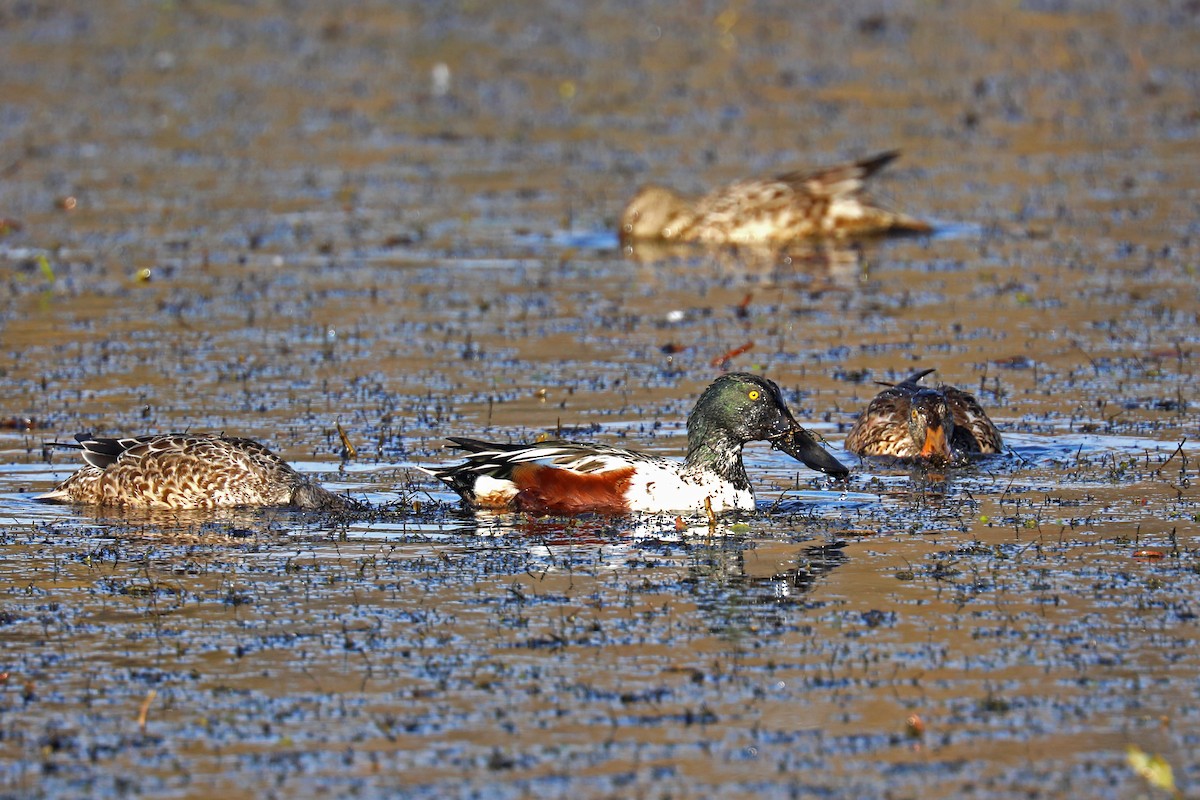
[
  {"left": 619, "top": 150, "right": 930, "bottom": 246},
  {"left": 844, "top": 369, "right": 1003, "bottom": 464},
  {"left": 39, "top": 433, "right": 354, "bottom": 510},
  {"left": 420, "top": 373, "right": 849, "bottom": 515}
]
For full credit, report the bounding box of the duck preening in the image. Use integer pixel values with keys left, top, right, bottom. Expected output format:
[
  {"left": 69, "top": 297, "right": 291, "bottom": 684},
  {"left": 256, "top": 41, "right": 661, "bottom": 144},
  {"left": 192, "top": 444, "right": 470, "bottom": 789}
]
[{"left": 845, "top": 369, "right": 1003, "bottom": 464}]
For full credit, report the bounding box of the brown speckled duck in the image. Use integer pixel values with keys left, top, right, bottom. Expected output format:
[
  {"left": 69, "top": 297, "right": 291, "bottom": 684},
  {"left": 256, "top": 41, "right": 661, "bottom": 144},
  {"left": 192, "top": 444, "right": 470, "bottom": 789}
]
[
  {"left": 845, "top": 369, "right": 1003, "bottom": 464},
  {"left": 39, "top": 433, "right": 353, "bottom": 510},
  {"left": 619, "top": 151, "right": 930, "bottom": 246}
]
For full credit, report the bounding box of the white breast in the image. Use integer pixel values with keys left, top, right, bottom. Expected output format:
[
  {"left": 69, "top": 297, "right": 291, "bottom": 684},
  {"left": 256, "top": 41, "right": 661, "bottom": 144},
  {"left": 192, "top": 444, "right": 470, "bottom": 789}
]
[{"left": 623, "top": 461, "right": 754, "bottom": 513}]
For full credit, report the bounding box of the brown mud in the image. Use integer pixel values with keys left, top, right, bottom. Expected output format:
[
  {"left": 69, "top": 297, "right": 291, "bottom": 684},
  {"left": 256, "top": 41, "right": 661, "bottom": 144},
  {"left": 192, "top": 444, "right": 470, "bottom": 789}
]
[{"left": 1, "top": 2, "right": 1198, "bottom": 798}]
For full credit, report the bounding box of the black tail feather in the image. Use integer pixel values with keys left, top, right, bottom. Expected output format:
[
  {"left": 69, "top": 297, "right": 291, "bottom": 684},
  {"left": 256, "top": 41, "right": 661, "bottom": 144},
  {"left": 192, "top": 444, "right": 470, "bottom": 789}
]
[
  {"left": 855, "top": 150, "right": 901, "bottom": 178},
  {"left": 899, "top": 368, "right": 937, "bottom": 386},
  {"left": 445, "top": 436, "right": 518, "bottom": 454},
  {"left": 873, "top": 367, "right": 936, "bottom": 389}
]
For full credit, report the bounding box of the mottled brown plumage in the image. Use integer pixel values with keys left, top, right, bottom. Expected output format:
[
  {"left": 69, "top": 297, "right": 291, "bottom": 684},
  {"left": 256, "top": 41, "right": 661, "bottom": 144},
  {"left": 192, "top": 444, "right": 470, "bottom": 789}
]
[
  {"left": 619, "top": 151, "right": 930, "bottom": 246},
  {"left": 845, "top": 369, "right": 1002, "bottom": 464},
  {"left": 40, "top": 434, "right": 352, "bottom": 510}
]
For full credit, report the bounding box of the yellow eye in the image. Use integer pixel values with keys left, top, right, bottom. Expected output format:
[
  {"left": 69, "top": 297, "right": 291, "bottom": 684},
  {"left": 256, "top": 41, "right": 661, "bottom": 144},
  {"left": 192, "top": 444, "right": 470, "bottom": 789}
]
[{"left": 748, "top": 390, "right": 760, "bottom": 401}]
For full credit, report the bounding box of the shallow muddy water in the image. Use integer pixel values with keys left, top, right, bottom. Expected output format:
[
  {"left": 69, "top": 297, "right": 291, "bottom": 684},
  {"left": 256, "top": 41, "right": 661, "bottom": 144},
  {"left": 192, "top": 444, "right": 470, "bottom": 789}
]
[{"left": 1, "top": 2, "right": 1198, "bottom": 798}]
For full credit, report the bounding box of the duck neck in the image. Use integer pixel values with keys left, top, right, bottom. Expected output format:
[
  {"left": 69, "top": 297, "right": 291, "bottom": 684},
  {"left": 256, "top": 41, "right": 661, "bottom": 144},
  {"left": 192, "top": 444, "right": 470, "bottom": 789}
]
[{"left": 684, "top": 420, "right": 751, "bottom": 491}]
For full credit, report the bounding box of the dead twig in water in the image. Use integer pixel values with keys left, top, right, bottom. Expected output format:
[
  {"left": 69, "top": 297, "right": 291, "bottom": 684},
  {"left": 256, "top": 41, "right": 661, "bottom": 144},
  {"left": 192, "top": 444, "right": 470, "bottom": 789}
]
[
  {"left": 768, "top": 487, "right": 791, "bottom": 513},
  {"left": 1071, "top": 339, "right": 1101, "bottom": 376},
  {"left": 1159, "top": 437, "right": 1187, "bottom": 470},
  {"left": 711, "top": 341, "right": 754, "bottom": 368},
  {"left": 997, "top": 472, "right": 1019, "bottom": 509},
  {"left": 137, "top": 689, "right": 157, "bottom": 735},
  {"left": 336, "top": 420, "right": 357, "bottom": 460}
]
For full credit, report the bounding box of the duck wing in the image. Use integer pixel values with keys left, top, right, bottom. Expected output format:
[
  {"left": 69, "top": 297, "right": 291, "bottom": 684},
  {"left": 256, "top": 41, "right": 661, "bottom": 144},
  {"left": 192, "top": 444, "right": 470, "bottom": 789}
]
[
  {"left": 943, "top": 388, "right": 1003, "bottom": 454},
  {"left": 844, "top": 385, "right": 917, "bottom": 455},
  {"left": 424, "top": 438, "right": 664, "bottom": 513},
  {"left": 58, "top": 433, "right": 160, "bottom": 470},
  {"left": 775, "top": 151, "right": 900, "bottom": 199},
  {"left": 442, "top": 437, "right": 661, "bottom": 475}
]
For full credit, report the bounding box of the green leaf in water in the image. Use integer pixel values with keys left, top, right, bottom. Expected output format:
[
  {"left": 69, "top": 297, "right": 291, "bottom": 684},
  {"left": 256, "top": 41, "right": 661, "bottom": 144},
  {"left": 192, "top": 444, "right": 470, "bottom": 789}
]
[
  {"left": 1126, "top": 744, "right": 1179, "bottom": 798},
  {"left": 37, "top": 254, "right": 55, "bottom": 283}
]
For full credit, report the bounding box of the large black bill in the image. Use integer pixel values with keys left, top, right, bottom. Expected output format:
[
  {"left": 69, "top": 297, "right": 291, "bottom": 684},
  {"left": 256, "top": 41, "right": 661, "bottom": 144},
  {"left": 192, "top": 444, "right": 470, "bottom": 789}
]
[{"left": 772, "top": 427, "right": 850, "bottom": 479}]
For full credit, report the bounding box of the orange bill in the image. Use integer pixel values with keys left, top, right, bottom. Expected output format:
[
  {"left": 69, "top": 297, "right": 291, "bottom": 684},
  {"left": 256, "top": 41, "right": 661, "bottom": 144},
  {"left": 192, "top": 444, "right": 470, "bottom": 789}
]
[{"left": 918, "top": 424, "right": 950, "bottom": 461}]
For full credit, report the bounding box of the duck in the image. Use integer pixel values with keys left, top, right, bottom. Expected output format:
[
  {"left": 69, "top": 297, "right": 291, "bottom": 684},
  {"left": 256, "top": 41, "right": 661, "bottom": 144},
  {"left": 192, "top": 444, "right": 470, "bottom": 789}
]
[
  {"left": 419, "top": 373, "right": 849, "bottom": 515},
  {"left": 619, "top": 150, "right": 930, "bottom": 246},
  {"left": 844, "top": 369, "right": 1003, "bottom": 463},
  {"left": 39, "top": 433, "right": 354, "bottom": 510}
]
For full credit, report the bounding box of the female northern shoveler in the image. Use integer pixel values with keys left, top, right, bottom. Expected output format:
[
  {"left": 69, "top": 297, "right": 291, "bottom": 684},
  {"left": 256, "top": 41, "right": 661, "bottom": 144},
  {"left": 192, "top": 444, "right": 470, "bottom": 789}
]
[
  {"left": 844, "top": 369, "right": 1003, "bottom": 464},
  {"left": 619, "top": 150, "right": 930, "bottom": 246},
  {"left": 420, "top": 373, "right": 850, "bottom": 515},
  {"left": 39, "top": 433, "right": 352, "bottom": 510}
]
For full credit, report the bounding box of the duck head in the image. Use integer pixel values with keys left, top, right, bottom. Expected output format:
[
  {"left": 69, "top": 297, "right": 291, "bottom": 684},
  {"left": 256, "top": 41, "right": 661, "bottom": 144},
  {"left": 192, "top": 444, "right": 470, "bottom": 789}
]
[
  {"left": 619, "top": 185, "right": 692, "bottom": 243},
  {"left": 688, "top": 373, "right": 850, "bottom": 479},
  {"left": 907, "top": 389, "right": 954, "bottom": 464}
]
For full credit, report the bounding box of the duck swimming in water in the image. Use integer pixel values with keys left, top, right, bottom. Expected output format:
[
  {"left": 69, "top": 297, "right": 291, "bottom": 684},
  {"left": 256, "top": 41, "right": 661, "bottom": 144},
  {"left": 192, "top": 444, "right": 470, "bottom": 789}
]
[
  {"left": 619, "top": 150, "right": 930, "bottom": 246},
  {"left": 40, "top": 433, "right": 353, "bottom": 510},
  {"left": 421, "top": 373, "right": 849, "bottom": 515},
  {"left": 844, "top": 369, "right": 1003, "bottom": 464}
]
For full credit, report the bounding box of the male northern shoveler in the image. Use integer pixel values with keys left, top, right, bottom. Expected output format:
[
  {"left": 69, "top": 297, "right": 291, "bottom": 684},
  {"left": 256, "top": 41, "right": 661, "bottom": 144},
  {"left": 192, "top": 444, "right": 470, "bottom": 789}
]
[
  {"left": 420, "top": 373, "right": 849, "bottom": 515},
  {"left": 39, "top": 433, "right": 353, "bottom": 510},
  {"left": 844, "top": 369, "right": 1003, "bottom": 464},
  {"left": 619, "top": 150, "right": 930, "bottom": 246}
]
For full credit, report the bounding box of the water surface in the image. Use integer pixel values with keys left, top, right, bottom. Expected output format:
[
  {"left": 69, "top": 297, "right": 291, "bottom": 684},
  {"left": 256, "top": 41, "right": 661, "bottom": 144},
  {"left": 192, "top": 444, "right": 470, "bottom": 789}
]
[{"left": 1, "top": 2, "right": 1198, "bottom": 798}]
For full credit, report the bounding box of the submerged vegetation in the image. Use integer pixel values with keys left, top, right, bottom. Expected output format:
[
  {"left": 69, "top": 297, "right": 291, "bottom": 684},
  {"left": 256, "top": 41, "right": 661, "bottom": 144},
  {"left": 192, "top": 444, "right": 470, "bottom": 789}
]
[{"left": 1, "top": 1, "right": 1198, "bottom": 798}]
